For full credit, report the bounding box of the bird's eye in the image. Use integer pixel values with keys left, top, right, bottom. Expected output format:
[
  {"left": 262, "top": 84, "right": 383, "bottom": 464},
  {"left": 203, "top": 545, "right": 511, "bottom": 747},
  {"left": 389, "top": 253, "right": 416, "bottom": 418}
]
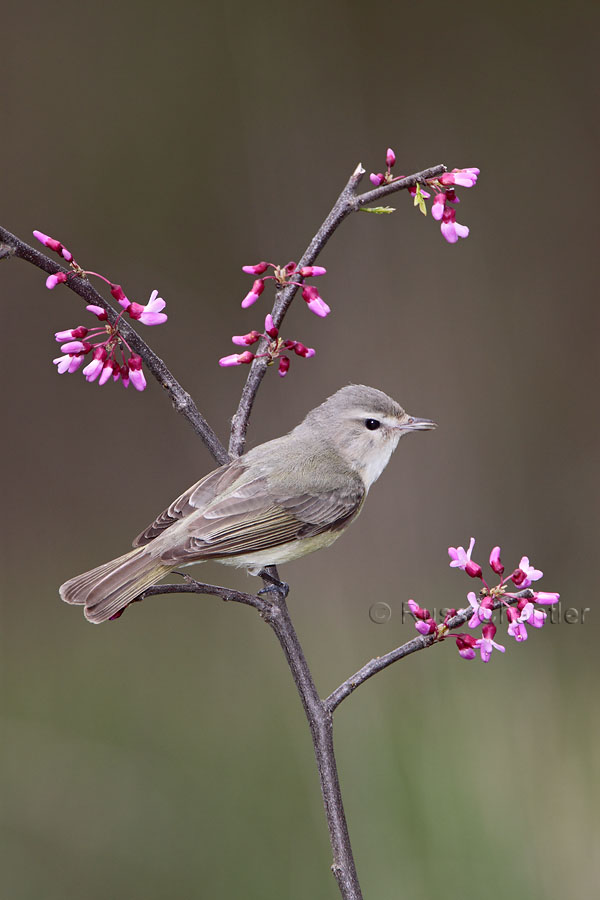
[{"left": 365, "top": 418, "right": 381, "bottom": 430}]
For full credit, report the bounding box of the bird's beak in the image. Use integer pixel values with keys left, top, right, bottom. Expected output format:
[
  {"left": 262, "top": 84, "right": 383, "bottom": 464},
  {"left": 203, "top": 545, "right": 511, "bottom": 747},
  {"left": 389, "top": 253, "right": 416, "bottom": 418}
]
[{"left": 398, "top": 415, "right": 437, "bottom": 432}]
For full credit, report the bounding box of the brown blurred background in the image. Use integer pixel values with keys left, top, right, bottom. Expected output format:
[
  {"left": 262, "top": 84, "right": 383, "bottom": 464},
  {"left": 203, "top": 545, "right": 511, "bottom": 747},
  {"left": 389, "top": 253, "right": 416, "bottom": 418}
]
[{"left": 2, "top": 1, "right": 599, "bottom": 897}]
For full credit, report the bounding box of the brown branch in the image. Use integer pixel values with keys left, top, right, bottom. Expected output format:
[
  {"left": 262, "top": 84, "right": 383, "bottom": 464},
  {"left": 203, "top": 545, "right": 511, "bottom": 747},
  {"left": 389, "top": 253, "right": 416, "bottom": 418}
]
[
  {"left": 325, "top": 591, "right": 535, "bottom": 713},
  {"left": 227, "top": 161, "right": 446, "bottom": 457},
  {"left": 0, "top": 226, "right": 229, "bottom": 466}
]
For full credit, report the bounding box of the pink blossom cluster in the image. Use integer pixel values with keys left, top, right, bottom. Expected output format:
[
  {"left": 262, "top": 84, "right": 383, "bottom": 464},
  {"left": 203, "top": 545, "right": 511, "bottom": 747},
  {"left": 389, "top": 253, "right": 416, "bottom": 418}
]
[
  {"left": 369, "top": 149, "right": 479, "bottom": 245},
  {"left": 240, "top": 261, "right": 330, "bottom": 317},
  {"left": 34, "top": 229, "right": 168, "bottom": 393},
  {"left": 219, "top": 314, "right": 315, "bottom": 378},
  {"left": 407, "top": 539, "right": 560, "bottom": 662},
  {"left": 52, "top": 298, "right": 163, "bottom": 391}
]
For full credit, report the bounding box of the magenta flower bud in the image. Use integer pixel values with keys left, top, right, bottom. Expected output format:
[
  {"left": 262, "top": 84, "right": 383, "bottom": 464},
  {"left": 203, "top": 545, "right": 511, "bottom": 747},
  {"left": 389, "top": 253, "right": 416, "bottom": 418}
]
[
  {"left": 83, "top": 347, "right": 108, "bottom": 382},
  {"left": 532, "top": 591, "right": 560, "bottom": 605},
  {"left": 128, "top": 354, "right": 146, "bottom": 391},
  {"left": 511, "top": 568, "right": 527, "bottom": 586},
  {"left": 407, "top": 599, "right": 421, "bottom": 616},
  {"left": 455, "top": 633, "right": 477, "bottom": 659},
  {"left": 219, "top": 351, "right": 255, "bottom": 367},
  {"left": 231, "top": 330, "right": 261, "bottom": 346},
  {"left": 465, "top": 560, "right": 483, "bottom": 579},
  {"left": 127, "top": 302, "right": 145, "bottom": 320},
  {"left": 98, "top": 360, "right": 116, "bottom": 386},
  {"left": 120, "top": 363, "right": 130, "bottom": 388},
  {"left": 86, "top": 304, "right": 108, "bottom": 320},
  {"left": 302, "top": 285, "right": 331, "bottom": 317},
  {"left": 55, "top": 328, "right": 85, "bottom": 342},
  {"left": 242, "top": 262, "right": 269, "bottom": 275},
  {"left": 33, "top": 230, "right": 51, "bottom": 246},
  {"left": 415, "top": 618, "right": 436, "bottom": 635},
  {"left": 264, "top": 315, "right": 278, "bottom": 339},
  {"left": 284, "top": 261, "right": 297, "bottom": 275},
  {"left": 386, "top": 147, "right": 396, "bottom": 168},
  {"left": 60, "top": 340, "right": 92, "bottom": 354},
  {"left": 506, "top": 607, "right": 519, "bottom": 623},
  {"left": 431, "top": 193, "right": 446, "bottom": 221},
  {"left": 241, "top": 278, "right": 265, "bottom": 309},
  {"left": 293, "top": 342, "right": 315, "bottom": 358},
  {"left": 299, "top": 266, "right": 326, "bottom": 277},
  {"left": 489, "top": 546, "right": 504, "bottom": 575},
  {"left": 278, "top": 356, "right": 290, "bottom": 377},
  {"left": 369, "top": 173, "right": 385, "bottom": 186},
  {"left": 45, "top": 272, "right": 68, "bottom": 290},
  {"left": 110, "top": 284, "right": 127, "bottom": 303}
]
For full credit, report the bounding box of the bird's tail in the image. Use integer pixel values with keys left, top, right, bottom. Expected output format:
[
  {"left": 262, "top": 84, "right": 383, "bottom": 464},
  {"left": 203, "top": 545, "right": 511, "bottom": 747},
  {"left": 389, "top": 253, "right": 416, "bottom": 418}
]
[{"left": 59, "top": 548, "right": 173, "bottom": 624}]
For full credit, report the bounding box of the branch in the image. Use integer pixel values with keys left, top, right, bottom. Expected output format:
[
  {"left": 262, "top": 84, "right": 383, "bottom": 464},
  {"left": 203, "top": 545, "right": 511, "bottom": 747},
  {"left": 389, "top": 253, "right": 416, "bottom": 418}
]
[
  {"left": 325, "top": 591, "right": 535, "bottom": 713},
  {"left": 145, "top": 571, "right": 363, "bottom": 899},
  {"left": 227, "top": 162, "right": 446, "bottom": 457},
  {"left": 0, "top": 226, "right": 229, "bottom": 466}
]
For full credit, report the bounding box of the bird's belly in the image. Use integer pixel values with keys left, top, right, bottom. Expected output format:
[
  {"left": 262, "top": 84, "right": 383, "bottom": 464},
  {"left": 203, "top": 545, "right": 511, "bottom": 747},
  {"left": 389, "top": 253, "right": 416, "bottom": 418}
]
[{"left": 215, "top": 531, "right": 343, "bottom": 570}]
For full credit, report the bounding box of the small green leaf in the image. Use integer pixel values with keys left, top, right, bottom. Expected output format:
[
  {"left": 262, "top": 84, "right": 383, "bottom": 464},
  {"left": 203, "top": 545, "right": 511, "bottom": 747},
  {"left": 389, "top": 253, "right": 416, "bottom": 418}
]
[
  {"left": 413, "top": 184, "right": 427, "bottom": 216},
  {"left": 360, "top": 206, "right": 396, "bottom": 214}
]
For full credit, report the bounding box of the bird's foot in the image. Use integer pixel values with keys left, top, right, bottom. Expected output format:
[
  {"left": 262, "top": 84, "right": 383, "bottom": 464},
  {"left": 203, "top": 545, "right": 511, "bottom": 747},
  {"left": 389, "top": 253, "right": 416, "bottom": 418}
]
[{"left": 257, "top": 569, "right": 289, "bottom": 599}]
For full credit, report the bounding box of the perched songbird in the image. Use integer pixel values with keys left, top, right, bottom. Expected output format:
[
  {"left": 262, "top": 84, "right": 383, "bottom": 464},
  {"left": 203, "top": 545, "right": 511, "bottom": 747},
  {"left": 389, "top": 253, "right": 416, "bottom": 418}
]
[{"left": 60, "top": 385, "right": 436, "bottom": 623}]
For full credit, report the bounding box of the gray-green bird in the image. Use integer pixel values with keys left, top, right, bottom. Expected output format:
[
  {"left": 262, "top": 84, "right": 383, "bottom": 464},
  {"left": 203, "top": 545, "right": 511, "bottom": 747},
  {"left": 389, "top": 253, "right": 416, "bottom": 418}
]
[{"left": 60, "top": 385, "right": 436, "bottom": 623}]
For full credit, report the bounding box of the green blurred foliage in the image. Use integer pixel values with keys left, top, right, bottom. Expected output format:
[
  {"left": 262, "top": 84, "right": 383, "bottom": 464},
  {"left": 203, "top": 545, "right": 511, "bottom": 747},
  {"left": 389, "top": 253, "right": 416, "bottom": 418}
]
[{"left": 2, "top": 0, "right": 599, "bottom": 897}]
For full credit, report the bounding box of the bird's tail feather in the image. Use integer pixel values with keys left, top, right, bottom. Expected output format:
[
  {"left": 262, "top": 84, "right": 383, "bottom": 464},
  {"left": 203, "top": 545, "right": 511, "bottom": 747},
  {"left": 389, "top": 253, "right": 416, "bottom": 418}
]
[{"left": 59, "top": 548, "right": 173, "bottom": 624}]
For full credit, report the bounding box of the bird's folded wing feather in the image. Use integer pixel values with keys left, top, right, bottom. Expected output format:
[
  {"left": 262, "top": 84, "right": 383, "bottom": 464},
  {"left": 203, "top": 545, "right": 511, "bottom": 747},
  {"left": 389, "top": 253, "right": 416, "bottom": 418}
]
[
  {"left": 155, "top": 474, "right": 365, "bottom": 564},
  {"left": 132, "top": 460, "right": 246, "bottom": 547}
]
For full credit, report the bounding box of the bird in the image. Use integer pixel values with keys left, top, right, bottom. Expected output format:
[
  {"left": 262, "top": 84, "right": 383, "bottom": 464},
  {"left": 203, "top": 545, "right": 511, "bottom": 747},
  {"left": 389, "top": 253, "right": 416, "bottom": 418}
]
[{"left": 60, "top": 385, "right": 436, "bottom": 623}]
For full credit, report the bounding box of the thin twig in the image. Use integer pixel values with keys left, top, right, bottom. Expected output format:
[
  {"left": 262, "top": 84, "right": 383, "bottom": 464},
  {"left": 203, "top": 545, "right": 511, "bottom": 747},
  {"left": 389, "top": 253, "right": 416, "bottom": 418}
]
[
  {"left": 0, "top": 226, "right": 229, "bottom": 466},
  {"left": 325, "top": 591, "right": 535, "bottom": 713},
  {"left": 228, "top": 162, "right": 446, "bottom": 457}
]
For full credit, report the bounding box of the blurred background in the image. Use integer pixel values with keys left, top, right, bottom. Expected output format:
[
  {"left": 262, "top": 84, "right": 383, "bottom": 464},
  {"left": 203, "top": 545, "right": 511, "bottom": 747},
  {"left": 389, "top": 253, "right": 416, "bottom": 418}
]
[{"left": 2, "top": 1, "right": 599, "bottom": 897}]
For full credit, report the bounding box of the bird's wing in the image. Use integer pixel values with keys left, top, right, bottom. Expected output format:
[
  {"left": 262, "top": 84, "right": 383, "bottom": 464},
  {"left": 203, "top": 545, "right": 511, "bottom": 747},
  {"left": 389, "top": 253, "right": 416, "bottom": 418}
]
[
  {"left": 132, "top": 460, "right": 246, "bottom": 547},
  {"left": 156, "top": 474, "right": 365, "bottom": 563}
]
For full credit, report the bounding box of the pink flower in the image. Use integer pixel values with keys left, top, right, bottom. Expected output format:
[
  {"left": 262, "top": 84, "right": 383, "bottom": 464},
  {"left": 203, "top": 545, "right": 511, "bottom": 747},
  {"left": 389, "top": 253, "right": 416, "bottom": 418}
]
[
  {"left": 370, "top": 173, "right": 385, "bottom": 186},
  {"left": 53, "top": 353, "right": 85, "bottom": 374},
  {"left": 241, "top": 278, "right": 265, "bottom": 309},
  {"left": 242, "top": 262, "right": 269, "bottom": 275},
  {"left": 299, "top": 266, "right": 327, "bottom": 277},
  {"left": 219, "top": 351, "right": 255, "bottom": 367},
  {"left": 86, "top": 305, "right": 108, "bottom": 320},
  {"left": 45, "top": 272, "right": 68, "bottom": 290},
  {"left": 60, "top": 340, "right": 92, "bottom": 354},
  {"left": 519, "top": 602, "right": 547, "bottom": 629},
  {"left": 302, "top": 285, "right": 331, "bottom": 317},
  {"left": 506, "top": 606, "right": 528, "bottom": 642},
  {"left": 33, "top": 230, "right": 73, "bottom": 262},
  {"left": 439, "top": 167, "right": 480, "bottom": 188},
  {"left": 514, "top": 556, "right": 543, "bottom": 588},
  {"left": 278, "top": 356, "right": 290, "bottom": 377},
  {"left": 83, "top": 347, "right": 108, "bottom": 383},
  {"left": 466, "top": 591, "right": 494, "bottom": 628},
  {"left": 489, "top": 546, "right": 504, "bottom": 575},
  {"left": 128, "top": 354, "right": 147, "bottom": 391},
  {"left": 448, "top": 537, "right": 482, "bottom": 578},
  {"left": 386, "top": 148, "right": 396, "bottom": 168},
  {"left": 55, "top": 326, "right": 89, "bottom": 342},
  {"left": 232, "top": 330, "right": 262, "bottom": 346},
  {"left": 475, "top": 623, "right": 505, "bottom": 662},
  {"left": 264, "top": 314, "right": 278, "bottom": 339},
  {"left": 440, "top": 206, "right": 469, "bottom": 244},
  {"left": 126, "top": 290, "right": 167, "bottom": 326},
  {"left": 455, "top": 633, "right": 478, "bottom": 660},
  {"left": 532, "top": 591, "right": 560, "bottom": 605}
]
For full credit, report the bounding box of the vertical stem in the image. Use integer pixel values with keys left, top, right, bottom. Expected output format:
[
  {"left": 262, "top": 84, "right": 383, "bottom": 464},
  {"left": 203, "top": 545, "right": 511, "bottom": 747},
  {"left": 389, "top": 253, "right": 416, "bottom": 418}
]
[{"left": 266, "top": 593, "right": 363, "bottom": 900}]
